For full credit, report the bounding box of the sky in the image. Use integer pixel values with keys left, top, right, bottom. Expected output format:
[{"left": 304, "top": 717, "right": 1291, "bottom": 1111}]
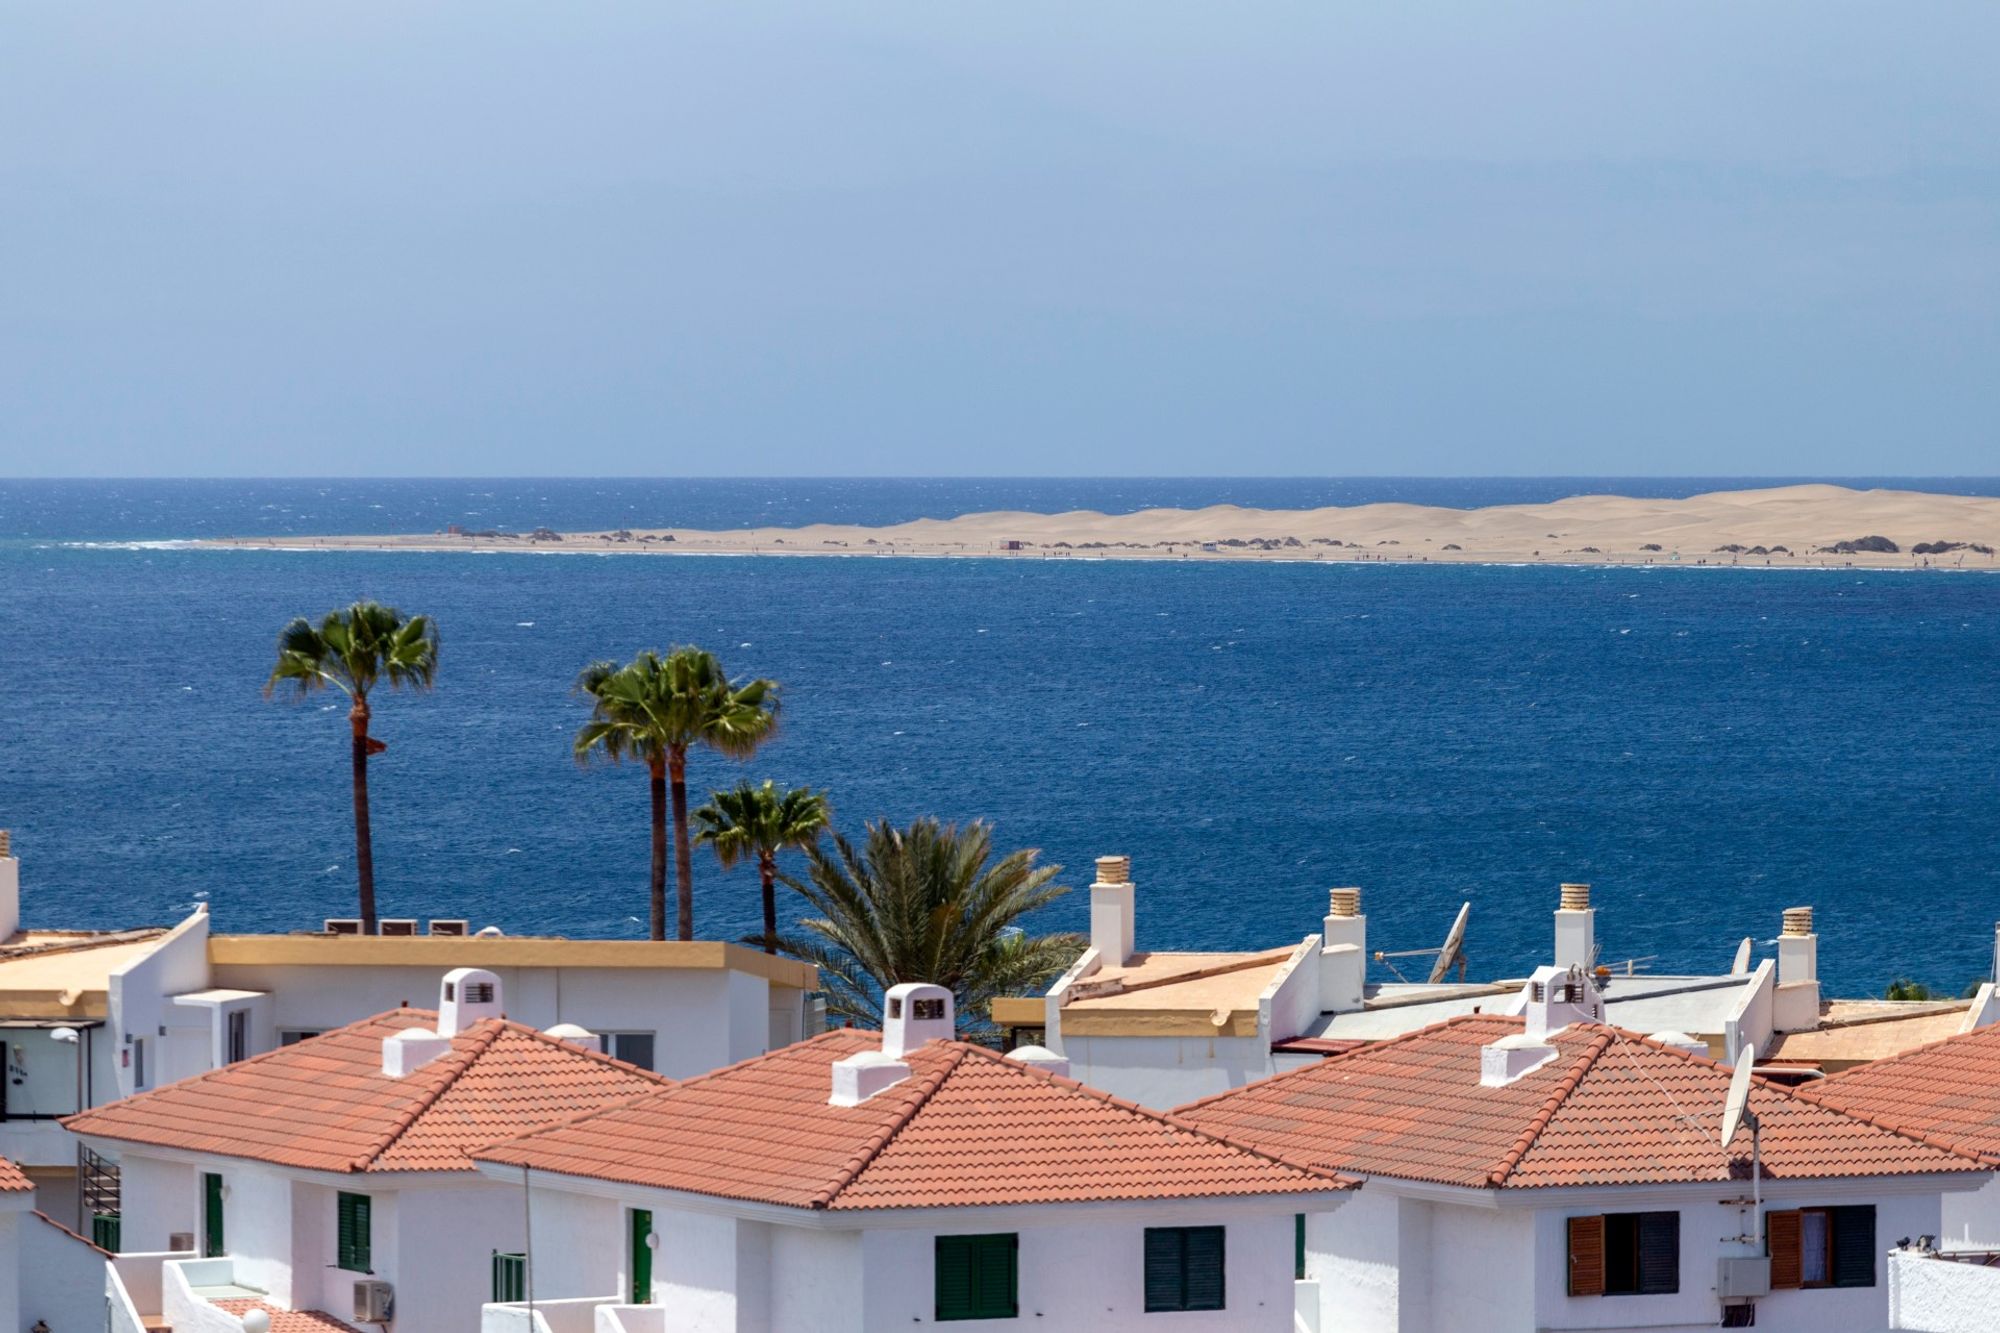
[{"left": 2, "top": 4, "right": 1996, "bottom": 478}]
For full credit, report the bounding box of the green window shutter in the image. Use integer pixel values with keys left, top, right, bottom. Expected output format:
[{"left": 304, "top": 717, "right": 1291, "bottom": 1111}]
[
  {"left": 92, "top": 1213, "right": 121, "bottom": 1253},
  {"left": 202, "top": 1173, "right": 225, "bottom": 1257},
  {"left": 630, "top": 1209, "right": 654, "bottom": 1304},
  {"left": 935, "top": 1234, "right": 1018, "bottom": 1321},
  {"left": 1295, "top": 1214, "right": 1306, "bottom": 1281},
  {"left": 336, "top": 1193, "right": 372, "bottom": 1272},
  {"left": 492, "top": 1252, "right": 527, "bottom": 1302},
  {"left": 1831, "top": 1206, "right": 1876, "bottom": 1289},
  {"left": 1182, "top": 1227, "right": 1226, "bottom": 1311},
  {"left": 1145, "top": 1227, "right": 1226, "bottom": 1313},
  {"left": 1636, "top": 1212, "right": 1679, "bottom": 1295}
]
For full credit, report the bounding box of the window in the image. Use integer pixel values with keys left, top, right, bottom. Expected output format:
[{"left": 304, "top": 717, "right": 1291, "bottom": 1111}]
[
  {"left": 913, "top": 997, "right": 947, "bottom": 1021},
  {"left": 464, "top": 981, "right": 495, "bottom": 1004},
  {"left": 629, "top": 1208, "right": 654, "bottom": 1304},
  {"left": 1144, "top": 1226, "right": 1226, "bottom": 1313},
  {"left": 1295, "top": 1214, "right": 1306, "bottom": 1281},
  {"left": 935, "top": 1233, "right": 1018, "bottom": 1321},
  {"left": 600, "top": 1032, "right": 656, "bottom": 1072},
  {"left": 336, "top": 1192, "right": 372, "bottom": 1272},
  {"left": 202, "top": 1173, "right": 225, "bottom": 1257},
  {"left": 1768, "top": 1206, "right": 1875, "bottom": 1290},
  {"left": 131, "top": 1038, "right": 147, "bottom": 1091},
  {"left": 492, "top": 1252, "right": 527, "bottom": 1302},
  {"left": 279, "top": 1030, "right": 323, "bottom": 1047},
  {"left": 1567, "top": 1212, "right": 1678, "bottom": 1297},
  {"left": 226, "top": 1010, "right": 249, "bottom": 1064}
]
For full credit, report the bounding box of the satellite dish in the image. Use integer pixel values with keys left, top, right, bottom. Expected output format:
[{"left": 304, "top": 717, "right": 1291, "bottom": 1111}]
[
  {"left": 1426, "top": 902, "right": 1472, "bottom": 984},
  {"left": 1720, "top": 1042, "right": 1757, "bottom": 1149},
  {"left": 1731, "top": 938, "right": 1752, "bottom": 975}
]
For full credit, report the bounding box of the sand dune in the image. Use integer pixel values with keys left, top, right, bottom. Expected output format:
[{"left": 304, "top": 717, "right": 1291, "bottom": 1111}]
[{"left": 197, "top": 485, "right": 2000, "bottom": 570}]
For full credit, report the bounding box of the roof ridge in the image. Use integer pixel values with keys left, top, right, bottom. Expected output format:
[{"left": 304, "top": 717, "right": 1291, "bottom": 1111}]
[
  {"left": 359, "top": 1019, "right": 509, "bottom": 1172},
  {"left": 62, "top": 1006, "right": 425, "bottom": 1138},
  {"left": 1173, "top": 1011, "right": 1512, "bottom": 1116},
  {"left": 490, "top": 1018, "right": 676, "bottom": 1087},
  {"left": 32, "top": 1210, "right": 111, "bottom": 1257},
  {"left": 812, "top": 1045, "right": 968, "bottom": 1210},
  {"left": 1486, "top": 1029, "right": 1614, "bottom": 1187},
  {"left": 956, "top": 1043, "right": 1352, "bottom": 1187}
]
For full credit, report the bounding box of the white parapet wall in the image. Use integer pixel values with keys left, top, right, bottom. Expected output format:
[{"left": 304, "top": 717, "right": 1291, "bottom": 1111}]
[{"left": 1889, "top": 1247, "right": 2000, "bottom": 1333}]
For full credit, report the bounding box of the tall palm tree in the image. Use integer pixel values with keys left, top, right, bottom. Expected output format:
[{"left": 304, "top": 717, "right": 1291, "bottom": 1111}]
[
  {"left": 574, "top": 648, "right": 779, "bottom": 941},
  {"left": 773, "top": 817, "right": 1086, "bottom": 1039},
  {"left": 266, "top": 602, "right": 438, "bottom": 935},
  {"left": 694, "top": 781, "right": 831, "bottom": 953}
]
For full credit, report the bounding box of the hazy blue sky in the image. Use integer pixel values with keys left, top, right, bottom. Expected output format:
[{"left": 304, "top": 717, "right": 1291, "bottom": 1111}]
[{"left": 3, "top": 4, "right": 1996, "bottom": 477}]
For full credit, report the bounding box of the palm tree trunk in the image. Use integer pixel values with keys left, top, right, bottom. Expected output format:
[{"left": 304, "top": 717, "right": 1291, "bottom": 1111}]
[
  {"left": 760, "top": 851, "right": 777, "bottom": 955},
  {"left": 647, "top": 756, "right": 668, "bottom": 942},
  {"left": 349, "top": 696, "right": 377, "bottom": 935},
  {"left": 669, "top": 749, "right": 694, "bottom": 942}
]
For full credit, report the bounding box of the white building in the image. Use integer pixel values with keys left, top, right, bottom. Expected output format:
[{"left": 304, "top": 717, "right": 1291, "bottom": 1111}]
[
  {"left": 1173, "top": 966, "right": 1990, "bottom": 1333},
  {"left": 993, "top": 857, "right": 1999, "bottom": 1109},
  {"left": 0, "top": 1152, "right": 111, "bottom": 1333},
  {"left": 66, "top": 969, "right": 670, "bottom": 1333},
  {"left": 472, "top": 983, "right": 1353, "bottom": 1333}
]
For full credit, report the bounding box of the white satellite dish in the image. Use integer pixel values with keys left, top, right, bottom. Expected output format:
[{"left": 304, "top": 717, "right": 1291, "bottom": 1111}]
[
  {"left": 1730, "top": 938, "right": 1752, "bottom": 975},
  {"left": 1426, "top": 902, "right": 1472, "bottom": 984},
  {"left": 1720, "top": 1042, "right": 1756, "bottom": 1149}
]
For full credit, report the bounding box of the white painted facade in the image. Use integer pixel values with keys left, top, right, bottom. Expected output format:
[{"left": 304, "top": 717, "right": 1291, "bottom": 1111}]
[
  {"left": 1888, "top": 1245, "right": 2000, "bottom": 1333},
  {"left": 0, "top": 1178, "right": 112, "bottom": 1333},
  {"left": 486, "top": 1173, "right": 1322, "bottom": 1333},
  {"left": 1305, "top": 1174, "right": 1971, "bottom": 1333}
]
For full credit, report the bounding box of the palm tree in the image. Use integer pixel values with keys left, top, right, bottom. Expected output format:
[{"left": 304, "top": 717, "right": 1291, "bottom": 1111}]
[
  {"left": 574, "top": 648, "right": 779, "bottom": 941},
  {"left": 773, "top": 817, "right": 1086, "bottom": 1039},
  {"left": 266, "top": 602, "right": 438, "bottom": 934},
  {"left": 694, "top": 781, "right": 831, "bottom": 953}
]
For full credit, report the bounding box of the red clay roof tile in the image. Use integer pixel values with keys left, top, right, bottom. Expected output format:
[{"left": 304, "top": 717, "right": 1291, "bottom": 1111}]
[
  {"left": 63, "top": 1009, "right": 668, "bottom": 1174},
  {"left": 0, "top": 1155, "right": 30, "bottom": 1192},
  {"left": 478, "top": 1030, "right": 1353, "bottom": 1210},
  {"left": 1172, "top": 1014, "right": 1985, "bottom": 1190},
  {"left": 1795, "top": 1020, "right": 2000, "bottom": 1162}
]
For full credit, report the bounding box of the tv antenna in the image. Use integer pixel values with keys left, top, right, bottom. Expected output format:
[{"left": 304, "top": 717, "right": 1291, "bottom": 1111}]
[
  {"left": 1730, "top": 938, "right": 1753, "bottom": 975},
  {"left": 1721, "top": 1042, "right": 1761, "bottom": 1245},
  {"left": 1371, "top": 901, "right": 1471, "bottom": 985}
]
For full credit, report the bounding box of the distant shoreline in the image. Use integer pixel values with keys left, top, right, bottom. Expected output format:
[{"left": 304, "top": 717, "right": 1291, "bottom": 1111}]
[{"left": 189, "top": 484, "right": 2000, "bottom": 573}]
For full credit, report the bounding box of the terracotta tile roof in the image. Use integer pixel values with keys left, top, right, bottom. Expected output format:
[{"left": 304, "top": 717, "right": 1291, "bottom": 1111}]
[
  {"left": 0, "top": 1155, "right": 30, "bottom": 1192},
  {"left": 1795, "top": 1021, "right": 2000, "bottom": 1162},
  {"left": 64, "top": 1009, "right": 668, "bottom": 1174},
  {"left": 478, "top": 1030, "right": 1353, "bottom": 1210},
  {"left": 1171, "top": 1014, "right": 1984, "bottom": 1190},
  {"left": 215, "top": 1300, "right": 353, "bottom": 1331}
]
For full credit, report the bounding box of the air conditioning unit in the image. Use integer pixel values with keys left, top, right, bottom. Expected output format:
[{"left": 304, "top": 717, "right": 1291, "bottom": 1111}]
[
  {"left": 378, "top": 919, "right": 419, "bottom": 937},
  {"left": 353, "top": 1279, "right": 394, "bottom": 1321},
  {"left": 1717, "top": 1255, "right": 1771, "bottom": 1299},
  {"left": 168, "top": 1231, "right": 195, "bottom": 1252},
  {"left": 428, "top": 919, "right": 469, "bottom": 937},
  {"left": 324, "top": 918, "right": 363, "bottom": 936}
]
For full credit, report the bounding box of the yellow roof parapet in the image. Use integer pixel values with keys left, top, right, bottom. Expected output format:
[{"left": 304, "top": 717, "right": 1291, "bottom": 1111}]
[{"left": 208, "top": 934, "right": 818, "bottom": 989}]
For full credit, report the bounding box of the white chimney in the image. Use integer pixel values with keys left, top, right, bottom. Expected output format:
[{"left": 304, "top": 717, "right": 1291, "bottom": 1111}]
[
  {"left": 1319, "top": 887, "right": 1366, "bottom": 1013},
  {"left": 1481, "top": 1032, "right": 1560, "bottom": 1087},
  {"left": 1520, "top": 963, "right": 1604, "bottom": 1040},
  {"left": 1773, "top": 906, "right": 1821, "bottom": 1034},
  {"left": 1007, "top": 1044, "right": 1070, "bottom": 1079},
  {"left": 0, "top": 830, "right": 18, "bottom": 944},
  {"left": 438, "top": 967, "right": 503, "bottom": 1037},
  {"left": 1090, "top": 856, "right": 1136, "bottom": 967},
  {"left": 882, "top": 982, "right": 954, "bottom": 1058},
  {"left": 1553, "top": 883, "right": 1595, "bottom": 974},
  {"left": 829, "top": 1049, "right": 911, "bottom": 1107},
  {"left": 382, "top": 1027, "right": 453, "bottom": 1077}
]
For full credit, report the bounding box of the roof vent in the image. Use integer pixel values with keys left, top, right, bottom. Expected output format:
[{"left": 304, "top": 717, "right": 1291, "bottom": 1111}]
[
  {"left": 438, "top": 967, "right": 503, "bottom": 1037},
  {"left": 1094, "top": 855, "right": 1131, "bottom": 885},
  {"left": 545, "top": 1022, "right": 595, "bottom": 1050},
  {"left": 1007, "top": 1044, "right": 1070, "bottom": 1079},
  {"left": 1648, "top": 1030, "right": 1708, "bottom": 1058},
  {"left": 829, "top": 1049, "right": 911, "bottom": 1108},
  {"left": 383, "top": 1027, "right": 453, "bottom": 1077},
  {"left": 0, "top": 830, "right": 11, "bottom": 858},
  {"left": 1481, "top": 1032, "right": 1560, "bottom": 1087},
  {"left": 882, "top": 982, "right": 954, "bottom": 1058},
  {"left": 1328, "top": 888, "right": 1361, "bottom": 918},
  {"left": 1781, "top": 906, "right": 1814, "bottom": 937},
  {"left": 1560, "top": 882, "right": 1591, "bottom": 911}
]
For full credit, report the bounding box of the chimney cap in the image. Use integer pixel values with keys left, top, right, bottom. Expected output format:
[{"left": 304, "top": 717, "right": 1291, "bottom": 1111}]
[
  {"left": 0, "top": 829, "right": 11, "bottom": 857},
  {"left": 1559, "top": 882, "right": 1591, "bottom": 911},
  {"left": 1093, "top": 855, "right": 1131, "bottom": 885},
  {"left": 1782, "top": 906, "right": 1814, "bottom": 937},
  {"left": 1328, "top": 887, "right": 1362, "bottom": 917}
]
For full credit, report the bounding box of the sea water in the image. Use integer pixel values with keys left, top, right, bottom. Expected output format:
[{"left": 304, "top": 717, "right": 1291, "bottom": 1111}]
[{"left": 2, "top": 478, "right": 1997, "bottom": 996}]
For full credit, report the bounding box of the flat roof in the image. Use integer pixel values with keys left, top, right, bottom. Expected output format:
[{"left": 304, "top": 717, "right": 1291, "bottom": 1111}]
[
  {"left": 207, "top": 933, "right": 817, "bottom": 989},
  {"left": 1041, "top": 948, "right": 1302, "bottom": 1038},
  {"left": 0, "top": 930, "right": 172, "bottom": 1017},
  {"left": 1303, "top": 973, "right": 1760, "bottom": 1044},
  {"left": 1765, "top": 1001, "right": 1973, "bottom": 1070}
]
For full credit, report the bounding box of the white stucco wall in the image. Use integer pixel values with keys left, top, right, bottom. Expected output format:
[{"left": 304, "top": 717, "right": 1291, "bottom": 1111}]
[
  {"left": 19, "top": 1211, "right": 111, "bottom": 1333},
  {"left": 394, "top": 1185, "right": 531, "bottom": 1333},
  {"left": 222, "top": 1165, "right": 297, "bottom": 1305},
  {"left": 1055, "top": 1034, "right": 1275, "bottom": 1109},
  {"left": 768, "top": 1229, "right": 861, "bottom": 1333},
  {"left": 117, "top": 1153, "right": 198, "bottom": 1254},
  {"left": 1889, "top": 1246, "right": 2000, "bottom": 1333},
  {"left": 108, "top": 909, "right": 213, "bottom": 1098},
  {"left": 1938, "top": 1175, "right": 2000, "bottom": 1251}
]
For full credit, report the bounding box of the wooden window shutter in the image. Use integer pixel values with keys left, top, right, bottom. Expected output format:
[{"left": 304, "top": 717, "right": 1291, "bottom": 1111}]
[
  {"left": 1144, "top": 1228, "right": 1186, "bottom": 1311},
  {"left": 1636, "top": 1212, "right": 1679, "bottom": 1295},
  {"left": 1567, "top": 1215, "right": 1606, "bottom": 1297},
  {"left": 1831, "top": 1206, "right": 1876, "bottom": 1288},
  {"left": 936, "top": 1234, "right": 1016, "bottom": 1321},
  {"left": 1767, "top": 1210, "right": 1803, "bottom": 1289},
  {"left": 976, "top": 1234, "right": 1019, "bottom": 1318},
  {"left": 935, "top": 1236, "right": 975, "bottom": 1321},
  {"left": 1182, "top": 1227, "right": 1226, "bottom": 1311},
  {"left": 336, "top": 1192, "right": 372, "bottom": 1273}
]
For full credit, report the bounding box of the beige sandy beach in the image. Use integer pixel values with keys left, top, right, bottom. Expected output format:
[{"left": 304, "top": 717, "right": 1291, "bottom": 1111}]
[{"left": 197, "top": 485, "right": 2000, "bottom": 571}]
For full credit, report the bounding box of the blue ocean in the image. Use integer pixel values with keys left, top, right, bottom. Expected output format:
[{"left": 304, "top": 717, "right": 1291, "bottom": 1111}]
[{"left": 3, "top": 478, "right": 1997, "bottom": 997}]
